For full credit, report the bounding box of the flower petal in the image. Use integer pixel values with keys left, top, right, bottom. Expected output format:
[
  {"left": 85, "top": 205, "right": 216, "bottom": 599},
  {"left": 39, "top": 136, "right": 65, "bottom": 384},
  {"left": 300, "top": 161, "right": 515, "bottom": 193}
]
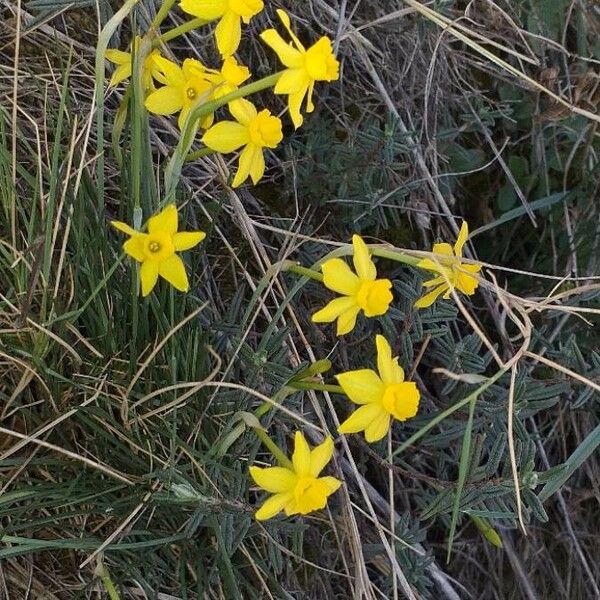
[
  {"left": 275, "top": 9, "right": 305, "bottom": 52},
  {"left": 173, "top": 231, "right": 206, "bottom": 251},
  {"left": 215, "top": 11, "right": 241, "bottom": 57},
  {"left": 202, "top": 121, "right": 249, "bottom": 153},
  {"left": 364, "top": 411, "right": 391, "bottom": 443},
  {"left": 109, "top": 63, "right": 131, "bottom": 87},
  {"left": 179, "top": 0, "right": 227, "bottom": 20},
  {"left": 123, "top": 236, "right": 146, "bottom": 262},
  {"left": 321, "top": 258, "right": 360, "bottom": 295},
  {"left": 274, "top": 67, "right": 308, "bottom": 94},
  {"left": 292, "top": 431, "right": 311, "bottom": 476},
  {"left": 255, "top": 492, "right": 292, "bottom": 520},
  {"left": 335, "top": 368, "right": 384, "bottom": 405},
  {"left": 352, "top": 234, "right": 376, "bottom": 281},
  {"left": 229, "top": 97, "right": 257, "bottom": 126},
  {"left": 338, "top": 403, "right": 385, "bottom": 435},
  {"left": 260, "top": 30, "right": 304, "bottom": 70},
  {"left": 309, "top": 437, "right": 334, "bottom": 477},
  {"left": 153, "top": 56, "right": 186, "bottom": 87},
  {"left": 148, "top": 204, "right": 178, "bottom": 235},
  {"left": 232, "top": 144, "right": 261, "bottom": 187},
  {"left": 287, "top": 88, "right": 307, "bottom": 129},
  {"left": 158, "top": 254, "right": 189, "bottom": 292},
  {"left": 336, "top": 306, "right": 360, "bottom": 336},
  {"left": 311, "top": 296, "right": 356, "bottom": 324},
  {"left": 453, "top": 221, "right": 469, "bottom": 257},
  {"left": 145, "top": 86, "right": 183, "bottom": 115},
  {"left": 111, "top": 220, "right": 138, "bottom": 236},
  {"left": 456, "top": 265, "right": 480, "bottom": 296},
  {"left": 375, "top": 335, "right": 404, "bottom": 384},
  {"left": 140, "top": 260, "right": 159, "bottom": 296},
  {"left": 414, "top": 284, "right": 448, "bottom": 309},
  {"left": 248, "top": 146, "right": 266, "bottom": 185},
  {"left": 249, "top": 466, "right": 296, "bottom": 493},
  {"left": 105, "top": 49, "right": 130, "bottom": 65},
  {"left": 319, "top": 476, "right": 341, "bottom": 493},
  {"left": 432, "top": 242, "right": 454, "bottom": 256}
]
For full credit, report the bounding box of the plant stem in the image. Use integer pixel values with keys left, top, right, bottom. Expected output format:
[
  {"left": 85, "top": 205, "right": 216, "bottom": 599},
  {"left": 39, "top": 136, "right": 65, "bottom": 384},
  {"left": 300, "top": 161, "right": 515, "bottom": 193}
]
[
  {"left": 151, "top": 0, "right": 177, "bottom": 28},
  {"left": 253, "top": 427, "right": 293, "bottom": 469},
  {"left": 97, "top": 563, "right": 121, "bottom": 600},
  {"left": 186, "top": 147, "right": 215, "bottom": 162},
  {"left": 287, "top": 382, "right": 344, "bottom": 394},
  {"left": 371, "top": 246, "right": 422, "bottom": 267},
  {"left": 285, "top": 263, "right": 324, "bottom": 282},
  {"left": 157, "top": 18, "right": 208, "bottom": 44}
]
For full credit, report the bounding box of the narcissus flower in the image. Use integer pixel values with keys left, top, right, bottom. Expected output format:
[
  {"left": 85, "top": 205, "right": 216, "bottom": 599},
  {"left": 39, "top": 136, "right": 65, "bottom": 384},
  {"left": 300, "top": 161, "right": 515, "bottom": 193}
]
[
  {"left": 201, "top": 98, "right": 283, "bottom": 187},
  {"left": 415, "top": 221, "right": 481, "bottom": 308},
  {"left": 249, "top": 432, "right": 341, "bottom": 520},
  {"left": 312, "top": 235, "right": 393, "bottom": 336},
  {"left": 260, "top": 9, "right": 339, "bottom": 128},
  {"left": 111, "top": 204, "right": 206, "bottom": 297},
  {"left": 106, "top": 36, "right": 163, "bottom": 92},
  {"left": 337, "top": 335, "right": 420, "bottom": 442},
  {"left": 145, "top": 57, "right": 215, "bottom": 130},
  {"left": 180, "top": 0, "right": 264, "bottom": 58},
  {"left": 204, "top": 56, "right": 251, "bottom": 100}
]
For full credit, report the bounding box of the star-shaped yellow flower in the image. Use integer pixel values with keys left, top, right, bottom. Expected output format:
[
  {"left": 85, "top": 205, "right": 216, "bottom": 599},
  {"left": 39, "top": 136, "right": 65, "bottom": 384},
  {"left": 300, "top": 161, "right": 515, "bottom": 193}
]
[
  {"left": 106, "top": 36, "right": 163, "bottom": 92},
  {"left": 179, "top": 0, "right": 264, "bottom": 58},
  {"left": 311, "top": 235, "right": 393, "bottom": 336},
  {"left": 201, "top": 98, "right": 283, "bottom": 187},
  {"left": 111, "top": 204, "right": 206, "bottom": 297},
  {"left": 260, "top": 9, "right": 339, "bottom": 129},
  {"left": 145, "top": 57, "right": 215, "bottom": 130},
  {"left": 249, "top": 432, "right": 341, "bottom": 520},
  {"left": 415, "top": 221, "right": 481, "bottom": 308},
  {"left": 337, "top": 335, "right": 420, "bottom": 443}
]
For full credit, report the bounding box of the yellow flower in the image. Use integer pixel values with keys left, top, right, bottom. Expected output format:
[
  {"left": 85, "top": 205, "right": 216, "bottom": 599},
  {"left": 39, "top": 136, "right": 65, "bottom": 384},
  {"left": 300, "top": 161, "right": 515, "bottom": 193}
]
[
  {"left": 106, "top": 36, "right": 163, "bottom": 92},
  {"left": 311, "top": 235, "right": 393, "bottom": 336},
  {"left": 201, "top": 98, "right": 283, "bottom": 187},
  {"left": 337, "top": 335, "right": 420, "bottom": 443},
  {"left": 111, "top": 204, "right": 206, "bottom": 297},
  {"left": 415, "top": 221, "right": 482, "bottom": 308},
  {"left": 179, "top": 0, "right": 264, "bottom": 58},
  {"left": 260, "top": 9, "right": 339, "bottom": 129},
  {"left": 204, "top": 56, "right": 251, "bottom": 100},
  {"left": 249, "top": 432, "right": 341, "bottom": 520},
  {"left": 145, "top": 57, "right": 215, "bottom": 130}
]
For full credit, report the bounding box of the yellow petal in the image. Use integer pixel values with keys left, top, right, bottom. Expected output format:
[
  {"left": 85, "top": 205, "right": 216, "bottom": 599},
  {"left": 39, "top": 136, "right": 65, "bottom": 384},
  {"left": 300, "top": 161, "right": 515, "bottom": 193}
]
[
  {"left": 388, "top": 382, "right": 420, "bottom": 421},
  {"left": 319, "top": 476, "right": 341, "bottom": 493},
  {"left": 148, "top": 204, "right": 178, "bottom": 235},
  {"left": 352, "top": 234, "right": 376, "bottom": 281},
  {"left": 179, "top": 0, "right": 227, "bottom": 20},
  {"left": 202, "top": 121, "right": 249, "bottom": 153},
  {"left": 145, "top": 86, "right": 183, "bottom": 115},
  {"left": 336, "top": 369, "right": 384, "bottom": 405},
  {"left": 111, "top": 220, "right": 138, "bottom": 236},
  {"left": 338, "top": 403, "right": 384, "bottom": 435},
  {"left": 255, "top": 492, "right": 292, "bottom": 520},
  {"left": 415, "top": 284, "right": 447, "bottom": 309},
  {"left": 275, "top": 9, "right": 305, "bottom": 52},
  {"left": 321, "top": 258, "right": 360, "bottom": 295},
  {"left": 109, "top": 63, "right": 131, "bottom": 87},
  {"left": 422, "top": 275, "right": 446, "bottom": 288},
  {"left": 309, "top": 437, "right": 334, "bottom": 477},
  {"left": 456, "top": 264, "right": 481, "bottom": 296},
  {"left": 152, "top": 56, "right": 186, "bottom": 87},
  {"left": 229, "top": 97, "right": 257, "bottom": 126},
  {"left": 375, "top": 335, "right": 404, "bottom": 384},
  {"left": 123, "top": 236, "right": 146, "bottom": 262},
  {"left": 158, "top": 254, "right": 189, "bottom": 292},
  {"left": 221, "top": 56, "right": 251, "bottom": 86},
  {"left": 417, "top": 258, "right": 443, "bottom": 273},
  {"left": 432, "top": 242, "right": 454, "bottom": 256},
  {"left": 287, "top": 88, "right": 307, "bottom": 129},
  {"left": 305, "top": 80, "right": 315, "bottom": 113},
  {"left": 274, "top": 68, "right": 308, "bottom": 94},
  {"left": 105, "top": 49, "right": 130, "bottom": 65},
  {"left": 453, "top": 221, "right": 469, "bottom": 257},
  {"left": 140, "top": 260, "right": 159, "bottom": 296},
  {"left": 215, "top": 11, "right": 241, "bottom": 57},
  {"left": 248, "top": 146, "right": 265, "bottom": 184},
  {"left": 249, "top": 466, "right": 296, "bottom": 493},
  {"left": 311, "top": 296, "right": 356, "bottom": 324},
  {"left": 364, "top": 411, "right": 391, "bottom": 443},
  {"left": 232, "top": 143, "right": 259, "bottom": 188},
  {"left": 292, "top": 431, "right": 311, "bottom": 476},
  {"left": 336, "top": 306, "right": 360, "bottom": 336},
  {"left": 173, "top": 231, "right": 206, "bottom": 251}
]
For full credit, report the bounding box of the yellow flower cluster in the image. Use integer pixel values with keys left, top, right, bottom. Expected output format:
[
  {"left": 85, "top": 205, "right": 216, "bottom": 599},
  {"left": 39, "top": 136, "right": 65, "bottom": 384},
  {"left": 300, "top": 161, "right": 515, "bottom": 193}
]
[{"left": 106, "top": 6, "right": 339, "bottom": 188}]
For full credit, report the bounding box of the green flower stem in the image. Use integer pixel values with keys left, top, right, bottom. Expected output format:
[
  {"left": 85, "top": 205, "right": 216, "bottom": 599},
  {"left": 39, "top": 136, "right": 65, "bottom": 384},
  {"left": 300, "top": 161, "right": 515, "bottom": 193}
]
[
  {"left": 392, "top": 368, "right": 508, "bottom": 458},
  {"left": 97, "top": 563, "right": 121, "bottom": 600},
  {"left": 157, "top": 18, "right": 208, "bottom": 44},
  {"left": 287, "top": 382, "right": 344, "bottom": 394},
  {"left": 371, "top": 247, "right": 422, "bottom": 267},
  {"left": 253, "top": 427, "right": 293, "bottom": 469},
  {"left": 151, "top": 0, "right": 177, "bottom": 28},
  {"left": 254, "top": 387, "right": 296, "bottom": 419},
  {"left": 185, "top": 147, "right": 215, "bottom": 162},
  {"left": 285, "top": 263, "right": 324, "bottom": 282}
]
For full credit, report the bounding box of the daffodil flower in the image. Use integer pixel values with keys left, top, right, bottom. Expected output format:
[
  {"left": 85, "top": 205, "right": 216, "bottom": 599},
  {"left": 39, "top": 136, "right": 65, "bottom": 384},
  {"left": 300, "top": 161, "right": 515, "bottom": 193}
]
[
  {"left": 204, "top": 56, "right": 251, "bottom": 100},
  {"left": 179, "top": 0, "right": 264, "bottom": 58},
  {"left": 260, "top": 9, "right": 339, "bottom": 129},
  {"left": 145, "top": 57, "right": 215, "bottom": 130},
  {"left": 311, "top": 235, "right": 393, "bottom": 336},
  {"left": 201, "top": 98, "right": 283, "bottom": 187},
  {"left": 415, "top": 221, "right": 482, "bottom": 308},
  {"left": 106, "top": 36, "right": 163, "bottom": 92},
  {"left": 111, "top": 204, "right": 206, "bottom": 297},
  {"left": 337, "top": 335, "right": 420, "bottom": 443},
  {"left": 249, "top": 432, "right": 341, "bottom": 520}
]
